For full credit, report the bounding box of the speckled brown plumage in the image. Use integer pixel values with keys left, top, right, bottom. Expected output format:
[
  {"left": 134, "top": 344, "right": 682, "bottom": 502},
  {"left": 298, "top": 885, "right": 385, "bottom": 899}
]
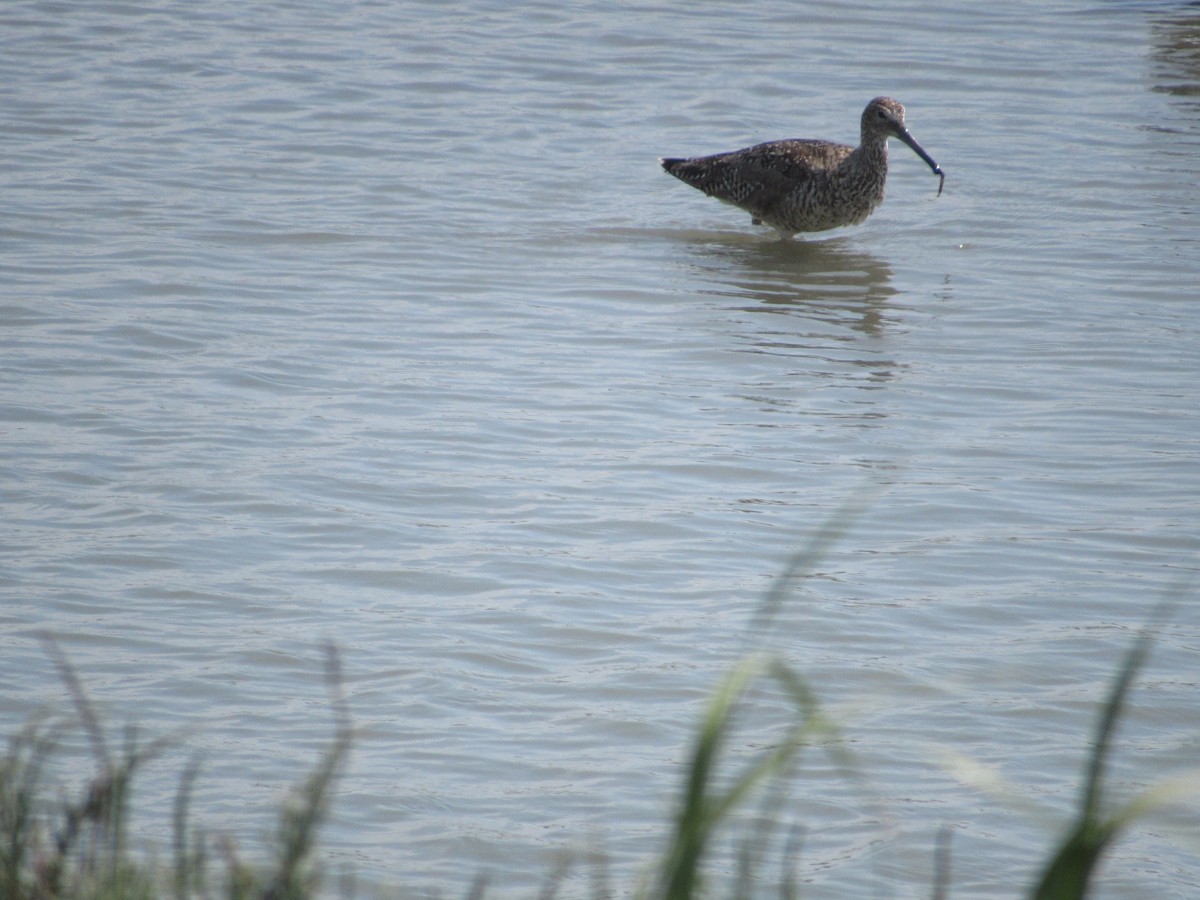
[{"left": 660, "top": 97, "right": 944, "bottom": 238}]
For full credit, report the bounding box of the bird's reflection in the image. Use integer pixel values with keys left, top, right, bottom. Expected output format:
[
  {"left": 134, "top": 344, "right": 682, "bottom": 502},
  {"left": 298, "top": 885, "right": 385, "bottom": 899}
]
[
  {"left": 677, "top": 231, "right": 896, "bottom": 338},
  {"left": 663, "top": 230, "right": 903, "bottom": 401}
]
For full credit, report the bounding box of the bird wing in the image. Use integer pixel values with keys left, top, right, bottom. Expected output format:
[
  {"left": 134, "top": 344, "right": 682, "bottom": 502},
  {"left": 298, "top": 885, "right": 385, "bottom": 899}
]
[{"left": 664, "top": 139, "right": 851, "bottom": 215}]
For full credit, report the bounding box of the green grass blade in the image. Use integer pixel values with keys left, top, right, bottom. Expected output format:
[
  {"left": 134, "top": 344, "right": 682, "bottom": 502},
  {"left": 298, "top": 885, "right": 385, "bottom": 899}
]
[
  {"left": 1030, "top": 609, "right": 1168, "bottom": 900},
  {"left": 653, "top": 655, "right": 843, "bottom": 900}
]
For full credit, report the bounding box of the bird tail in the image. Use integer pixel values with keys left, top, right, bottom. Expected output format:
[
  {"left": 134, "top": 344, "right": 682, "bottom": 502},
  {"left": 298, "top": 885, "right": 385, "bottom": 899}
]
[{"left": 660, "top": 156, "right": 720, "bottom": 194}]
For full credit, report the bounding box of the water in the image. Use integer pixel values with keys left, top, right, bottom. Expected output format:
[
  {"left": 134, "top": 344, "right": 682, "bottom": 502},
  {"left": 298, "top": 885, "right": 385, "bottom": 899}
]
[{"left": 2, "top": 1, "right": 1199, "bottom": 896}]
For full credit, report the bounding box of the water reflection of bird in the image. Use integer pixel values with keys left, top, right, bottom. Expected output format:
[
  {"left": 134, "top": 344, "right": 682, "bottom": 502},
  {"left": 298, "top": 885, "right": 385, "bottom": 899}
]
[
  {"left": 698, "top": 238, "right": 897, "bottom": 338},
  {"left": 660, "top": 97, "right": 944, "bottom": 239}
]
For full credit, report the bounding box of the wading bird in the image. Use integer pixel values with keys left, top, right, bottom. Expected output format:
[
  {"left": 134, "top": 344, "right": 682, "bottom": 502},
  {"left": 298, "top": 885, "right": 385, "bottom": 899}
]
[{"left": 660, "top": 97, "right": 944, "bottom": 238}]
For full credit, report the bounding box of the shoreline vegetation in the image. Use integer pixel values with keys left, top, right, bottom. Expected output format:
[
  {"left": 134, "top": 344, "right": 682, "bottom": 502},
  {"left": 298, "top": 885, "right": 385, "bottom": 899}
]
[{"left": 3, "top": 607, "right": 1193, "bottom": 898}]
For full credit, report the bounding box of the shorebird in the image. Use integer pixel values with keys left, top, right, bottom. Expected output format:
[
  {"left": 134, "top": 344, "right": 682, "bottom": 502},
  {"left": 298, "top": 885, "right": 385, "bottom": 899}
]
[{"left": 660, "top": 97, "right": 944, "bottom": 238}]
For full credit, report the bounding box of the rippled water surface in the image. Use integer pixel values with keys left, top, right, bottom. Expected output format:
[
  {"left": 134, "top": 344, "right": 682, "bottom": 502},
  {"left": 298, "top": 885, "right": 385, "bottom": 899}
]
[{"left": 3, "top": 1, "right": 1199, "bottom": 897}]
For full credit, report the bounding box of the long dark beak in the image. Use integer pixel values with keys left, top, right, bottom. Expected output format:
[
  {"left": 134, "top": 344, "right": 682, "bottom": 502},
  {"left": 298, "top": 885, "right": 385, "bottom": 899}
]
[{"left": 895, "top": 128, "right": 945, "bottom": 197}]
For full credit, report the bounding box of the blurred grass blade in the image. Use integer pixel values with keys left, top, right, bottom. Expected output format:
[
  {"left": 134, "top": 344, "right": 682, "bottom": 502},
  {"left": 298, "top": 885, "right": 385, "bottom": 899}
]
[
  {"left": 1029, "top": 618, "right": 1161, "bottom": 900},
  {"left": 262, "top": 643, "right": 352, "bottom": 900},
  {"left": 746, "top": 487, "right": 880, "bottom": 642},
  {"left": 654, "top": 654, "right": 841, "bottom": 900},
  {"left": 657, "top": 654, "right": 765, "bottom": 900}
]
